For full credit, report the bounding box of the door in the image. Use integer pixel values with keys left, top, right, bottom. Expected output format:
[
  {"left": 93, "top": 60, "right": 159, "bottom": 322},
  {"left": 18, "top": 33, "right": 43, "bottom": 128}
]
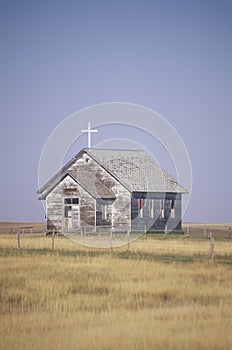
[{"left": 63, "top": 198, "right": 80, "bottom": 229}]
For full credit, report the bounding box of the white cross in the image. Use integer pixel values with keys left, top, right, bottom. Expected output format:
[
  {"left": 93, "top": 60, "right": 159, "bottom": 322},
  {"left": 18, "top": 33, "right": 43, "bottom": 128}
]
[{"left": 81, "top": 122, "right": 98, "bottom": 148}]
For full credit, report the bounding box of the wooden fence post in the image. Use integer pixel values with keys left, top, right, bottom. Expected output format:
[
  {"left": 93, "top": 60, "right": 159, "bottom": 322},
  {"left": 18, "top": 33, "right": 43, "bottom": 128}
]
[
  {"left": 52, "top": 228, "right": 55, "bottom": 250},
  {"left": 109, "top": 228, "right": 113, "bottom": 255},
  {"left": 164, "top": 224, "right": 168, "bottom": 238},
  {"left": 17, "top": 231, "right": 21, "bottom": 251},
  {"left": 127, "top": 230, "right": 130, "bottom": 251},
  {"left": 209, "top": 232, "right": 214, "bottom": 261}
]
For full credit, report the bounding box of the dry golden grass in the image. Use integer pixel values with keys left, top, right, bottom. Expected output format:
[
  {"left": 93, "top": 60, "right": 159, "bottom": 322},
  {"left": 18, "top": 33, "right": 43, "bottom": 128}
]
[{"left": 0, "top": 234, "right": 232, "bottom": 350}]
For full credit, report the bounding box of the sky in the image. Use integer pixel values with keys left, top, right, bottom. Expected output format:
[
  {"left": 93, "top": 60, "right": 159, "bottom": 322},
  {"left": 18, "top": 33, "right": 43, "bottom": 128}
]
[{"left": 0, "top": 0, "right": 232, "bottom": 223}]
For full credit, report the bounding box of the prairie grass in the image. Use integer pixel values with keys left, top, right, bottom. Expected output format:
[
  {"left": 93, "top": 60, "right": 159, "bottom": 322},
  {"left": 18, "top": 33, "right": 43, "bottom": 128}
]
[{"left": 0, "top": 234, "right": 232, "bottom": 349}]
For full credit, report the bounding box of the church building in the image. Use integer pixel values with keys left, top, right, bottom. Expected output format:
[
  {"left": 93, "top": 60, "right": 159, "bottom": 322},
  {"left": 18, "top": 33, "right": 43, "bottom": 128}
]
[{"left": 37, "top": 146, "right": 187, "bottom": 233}]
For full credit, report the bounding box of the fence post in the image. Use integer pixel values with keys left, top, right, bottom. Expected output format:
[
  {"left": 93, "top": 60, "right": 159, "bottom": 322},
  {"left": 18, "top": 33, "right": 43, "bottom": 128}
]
[
  {"left": 127, "top": 230, "right": 130, "bottom": 251},
  {"left": 52, "top": 228, "right": 55, "bottom": 250},
  {"left": 144, "top": 225, "right": 147, "bottom": 239},
  {"left": 164, "top": 224, "right": 168, "bottom": 238},
  {"left": 204, "top": 224, "right": 206, "bottom": 237},
  {"left": 17, "top": 231, "right": 21, "bottom": 251},
  {"left": 109, "top": 228, "right": 113, "bottom": 255},
  {"left": 209, "top": 232, "right": 214, "bottom": 261}
]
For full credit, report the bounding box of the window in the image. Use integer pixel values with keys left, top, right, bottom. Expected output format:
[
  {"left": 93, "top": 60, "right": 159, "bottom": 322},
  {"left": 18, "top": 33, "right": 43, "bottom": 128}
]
[
  {"left": 161, "top": 208, "right": 165, "bottom": 219},
  {"left": 171, "top": 200, "right": 175, "bottom": 219},
  {"left": 154, "top": 200, "right": 160, "bottom": 217},
  {"left": 96, "top": 199, "right": 113, "bottom": 226},
  {"left": 72, "top": 198, "right": 79, "bottom": 205},
  {"left": 171, "top": 208, "right": 175, "bottom": 219},
  {"left": 160, "top": 200, "right": 164, "bottom": 219},
  {"left": 150, "top": 199, "right": 154, "bottom": 218},
  {"left": 64, "top": 198, "right": 79, "bottom": 205},
  {"left": 138, "top": 198, "right": 143, "bottom": 218},
  {"left": 102, "top": 204, "right": 108, "bottom": 220}
]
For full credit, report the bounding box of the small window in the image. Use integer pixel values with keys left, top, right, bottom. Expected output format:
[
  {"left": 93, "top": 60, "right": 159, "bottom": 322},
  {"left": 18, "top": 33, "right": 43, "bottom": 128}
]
[
  {"left": 72, "top": 198, "right": 79, "bottom": 205},
  {"left": 102, "top": 205, "right": 107, "bottom": 220},
  {"left": 64, "top": 198, "right": 79, "bottom": 205},
  {"left": 154, "top": 199, "right": 160, "bottom": 217},
  {"left": 160, "top": 199, "right": 164, "bottom": 210},
  {"left": 150, "top": 199, "right": 154, "bottom": 218},
  {"left": 161, "top": 208, "right": 165, "bottom": 219},
  {"left": 160, "top": 199, "right": 164, "bottom": 219},
  {"left": 138, "top": 199, "right": 143, "bottom": 218},
  {"left": 171, "top": 208, "right": 175, "bottom": 219}
]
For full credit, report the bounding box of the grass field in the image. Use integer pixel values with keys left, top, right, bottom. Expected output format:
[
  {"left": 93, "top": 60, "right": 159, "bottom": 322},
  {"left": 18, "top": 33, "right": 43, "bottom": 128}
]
[{"left": 0, "top": 224, "right": 232, "bottom": 349}]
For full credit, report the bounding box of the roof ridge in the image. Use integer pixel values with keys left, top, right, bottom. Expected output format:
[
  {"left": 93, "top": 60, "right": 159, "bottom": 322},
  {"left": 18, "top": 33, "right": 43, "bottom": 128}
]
[{"left": 87, "top": 148, "right": 145, "bottom": 152}]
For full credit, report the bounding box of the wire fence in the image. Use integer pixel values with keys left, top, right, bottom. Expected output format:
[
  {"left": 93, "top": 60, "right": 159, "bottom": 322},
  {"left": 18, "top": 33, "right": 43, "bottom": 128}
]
[
  {"left": 182, "top": 222, "right": 232, "bottom": 239},
  {"left": 0, "top": 222, "right": 46, "bottom": 236},
  {"left": 0, "top": 223, "right": 145, "bottom": 250},
  {"left": 0, "top": 221, "right": 231, "bottom": 264},
  {"left": 61, "top": 227, "right": 145, "bottom": 249},
  {"left": 1, "top": 222, "right": 232, "bottom": 239}
]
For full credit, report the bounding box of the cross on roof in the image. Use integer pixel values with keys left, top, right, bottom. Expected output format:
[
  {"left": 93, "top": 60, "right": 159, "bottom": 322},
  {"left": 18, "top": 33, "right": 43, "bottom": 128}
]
[{"left": 81, "top": 122, "right": 98, "bottom": 148}]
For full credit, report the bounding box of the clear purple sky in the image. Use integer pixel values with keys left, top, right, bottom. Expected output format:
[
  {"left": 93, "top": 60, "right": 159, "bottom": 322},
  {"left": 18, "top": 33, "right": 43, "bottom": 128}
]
[{"left": 1, "top": 0, "right": 232, "bottom": 223}]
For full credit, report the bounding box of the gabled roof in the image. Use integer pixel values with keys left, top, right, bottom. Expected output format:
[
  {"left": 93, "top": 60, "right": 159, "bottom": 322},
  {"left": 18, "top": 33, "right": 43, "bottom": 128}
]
[
  {"left": 38, "top": 173, "right": 95, "bottom": 200},
  {"left": 38, "top": 171, "right": 116, "bottom": 200},
  {"left": 38, "top": 149, "right": 86, "bottom": 195},
  {"left": 38, "top": 148, "right": 187, "bottom": 198}
]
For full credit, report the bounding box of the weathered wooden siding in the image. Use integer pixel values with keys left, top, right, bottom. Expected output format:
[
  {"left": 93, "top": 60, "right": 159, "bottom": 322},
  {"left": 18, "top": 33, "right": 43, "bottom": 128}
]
[
  {"left": 46, "top": 175, "right": 95, "bottom": 231},
  {"left": 131, "top": 192, "right": 182, "bottom": 232},
  {"left": 68, "top": 152, "right": 131, "bottom": 230},
  {"left": 45, "top": 151, "right": 182, "bottom": 233},
  {"left": 112, "top": 185, "right": 131, "bottom": 230}
]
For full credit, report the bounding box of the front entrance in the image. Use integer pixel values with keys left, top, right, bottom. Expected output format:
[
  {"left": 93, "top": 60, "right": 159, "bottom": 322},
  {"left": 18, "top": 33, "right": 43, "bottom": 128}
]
[{"left": 63, "top": 198, "right": 80, "bottom": 229}]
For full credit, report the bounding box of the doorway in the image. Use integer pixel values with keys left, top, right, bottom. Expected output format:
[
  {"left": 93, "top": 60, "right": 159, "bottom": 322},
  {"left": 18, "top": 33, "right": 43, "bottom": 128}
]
[{"left": 63, "top": 198, "right": 80, "bottom": 229}]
